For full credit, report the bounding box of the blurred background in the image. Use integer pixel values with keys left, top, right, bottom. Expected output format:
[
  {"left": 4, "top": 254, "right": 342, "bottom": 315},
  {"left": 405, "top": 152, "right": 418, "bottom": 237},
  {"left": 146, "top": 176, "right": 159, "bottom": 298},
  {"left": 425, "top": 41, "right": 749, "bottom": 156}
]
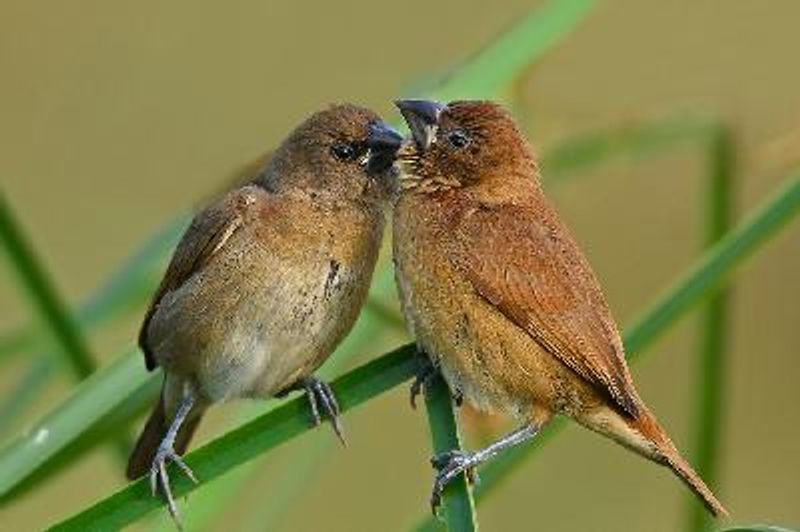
[{"left": 1, "top": 0, "right": 799, "bottom": 530}]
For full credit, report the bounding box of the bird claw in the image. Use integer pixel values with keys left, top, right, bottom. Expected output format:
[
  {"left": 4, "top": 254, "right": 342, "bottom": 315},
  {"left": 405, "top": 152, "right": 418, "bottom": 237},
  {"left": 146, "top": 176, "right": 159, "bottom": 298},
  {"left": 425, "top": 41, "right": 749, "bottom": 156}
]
[
  {"left": 302, "top": 377, "right": 346, "bottom": 446},
  {"left": 429, "top": 449, "right": 479, "bottom": 513},
  {"left": 149, "top": 442, "right": 198, "bottom": 526}
]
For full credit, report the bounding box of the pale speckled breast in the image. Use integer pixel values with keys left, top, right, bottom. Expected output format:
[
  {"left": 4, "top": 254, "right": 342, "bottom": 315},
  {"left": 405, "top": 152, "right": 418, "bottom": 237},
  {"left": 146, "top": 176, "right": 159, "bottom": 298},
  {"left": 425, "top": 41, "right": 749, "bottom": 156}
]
[
  {"left": 392, "top": 193, "right": 599, "bottom": 421},
  {"left": 149, "top": 196, "right": 384, "bottom": 403}
]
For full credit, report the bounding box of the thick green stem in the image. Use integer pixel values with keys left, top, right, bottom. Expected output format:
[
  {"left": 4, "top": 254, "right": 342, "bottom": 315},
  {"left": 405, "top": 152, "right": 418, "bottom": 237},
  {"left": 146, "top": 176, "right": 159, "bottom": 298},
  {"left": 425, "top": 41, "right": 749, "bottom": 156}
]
[{"left": 424, "top": 375, "right": 478, "bottom": 532}]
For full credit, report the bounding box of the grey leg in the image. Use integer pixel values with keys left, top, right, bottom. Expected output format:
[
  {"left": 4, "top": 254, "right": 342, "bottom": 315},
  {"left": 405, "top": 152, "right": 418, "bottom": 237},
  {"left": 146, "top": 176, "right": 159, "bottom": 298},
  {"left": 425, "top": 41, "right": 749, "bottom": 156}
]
[
  {"left": 430, "top": 424, "right": 539, "bottom": 512},
  {"left": 300, "top": 376, "right": 346, "bottom": 446},
  {"left": 150, "top": 387, "right": 198, "bottom": 526}
]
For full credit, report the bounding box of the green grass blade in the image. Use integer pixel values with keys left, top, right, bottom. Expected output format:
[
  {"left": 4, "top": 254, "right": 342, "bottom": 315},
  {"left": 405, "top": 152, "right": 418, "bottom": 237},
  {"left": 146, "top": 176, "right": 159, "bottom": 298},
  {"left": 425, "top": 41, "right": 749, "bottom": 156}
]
[
  {"left": 624, "top": 173, "right": 799, "bottom": 353},
  {"left": 687, "top": 125, "right": 735, "bottom": 532},
  {"left": 423, "top": 375, "right": 478, "bottom": 532},
  {"left": 430, "top": 0, "right": 597, "bottom": 101},
  {"left": 48, "top": 344, "right": 418, "bottom": 531},
  {"left": 0, "top": 358, "right": 55, "bottom": 436},
  {"left": 0, "top": 347, "right": 154, "bottom": 499},
  {"left": 413, "top": 173, "right": 800, "bottom": 529},
  {"left": 0, "top": 193, "right": 96, "bottom": 379}
]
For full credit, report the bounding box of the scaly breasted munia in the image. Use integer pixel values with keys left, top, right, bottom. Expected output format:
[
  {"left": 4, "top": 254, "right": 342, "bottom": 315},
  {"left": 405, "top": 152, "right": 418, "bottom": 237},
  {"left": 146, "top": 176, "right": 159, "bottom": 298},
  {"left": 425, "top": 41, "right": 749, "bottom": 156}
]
[
  {"left": 391, "top": 99, "right": 727, "bottom": 517},
  {"left": 127, "top": 104, "right": 402, "bottom": 521}
]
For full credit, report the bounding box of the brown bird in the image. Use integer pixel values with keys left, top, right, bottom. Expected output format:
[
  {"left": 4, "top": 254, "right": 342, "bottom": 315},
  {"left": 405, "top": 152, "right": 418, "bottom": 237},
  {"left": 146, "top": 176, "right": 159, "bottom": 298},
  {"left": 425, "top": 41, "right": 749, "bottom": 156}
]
[
  {"left": 391, "top": 99, "right": 728, "bottom": 517},
  {"left": 126, "top": 104, "right": 402, "bottom": 521}
]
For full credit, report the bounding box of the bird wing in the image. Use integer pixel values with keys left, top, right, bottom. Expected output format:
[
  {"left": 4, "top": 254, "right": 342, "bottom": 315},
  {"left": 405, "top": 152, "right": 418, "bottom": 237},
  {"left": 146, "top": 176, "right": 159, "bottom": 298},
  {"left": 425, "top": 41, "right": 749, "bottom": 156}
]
[
  {"left": 138, "top": 187, "right": 258, "bottom": 370},
  {"left": 447, "top": 200, "right": 640, "bottom": 417}
]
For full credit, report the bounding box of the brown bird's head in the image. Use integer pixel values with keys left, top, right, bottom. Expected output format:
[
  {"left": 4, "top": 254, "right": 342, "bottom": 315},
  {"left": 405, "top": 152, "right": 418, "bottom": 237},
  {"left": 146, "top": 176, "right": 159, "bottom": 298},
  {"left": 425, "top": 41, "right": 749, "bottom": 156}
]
[
  {"left": 257, "top": 103, "right": 402, "bottom": 205},
  {"left": 394, "top": 99, "right": 537, "bottom": 193}
]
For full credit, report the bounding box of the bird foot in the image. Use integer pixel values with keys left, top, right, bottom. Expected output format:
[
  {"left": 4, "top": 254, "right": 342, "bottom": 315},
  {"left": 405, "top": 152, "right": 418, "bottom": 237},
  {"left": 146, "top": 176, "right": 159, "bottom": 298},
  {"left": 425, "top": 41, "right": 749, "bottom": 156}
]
[
  {"left": 149, "top": 440, "right": 197, "bottom": 527},
  {"left": 301, "top": 377, "right": 346, "bottom": 445},
  {"left": 429, "top": 449, "right": 480, "bottom": 513}
]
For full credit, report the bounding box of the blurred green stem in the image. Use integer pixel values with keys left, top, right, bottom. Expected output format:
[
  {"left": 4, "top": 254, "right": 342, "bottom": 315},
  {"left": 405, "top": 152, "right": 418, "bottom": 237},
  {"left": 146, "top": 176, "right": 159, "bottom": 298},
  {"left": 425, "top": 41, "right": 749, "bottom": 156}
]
[
  {"left": 0, "top": 193, "right": 96, "bottom": 379},
  {"left": 687, "top": 125, "right": 735, "bottom": 531}
]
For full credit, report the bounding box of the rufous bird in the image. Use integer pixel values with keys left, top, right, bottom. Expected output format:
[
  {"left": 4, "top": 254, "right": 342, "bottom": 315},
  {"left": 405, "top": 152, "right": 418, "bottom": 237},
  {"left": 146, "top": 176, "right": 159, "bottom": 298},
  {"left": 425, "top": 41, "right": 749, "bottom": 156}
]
[{"left": 391, "top": 99, "right": 727, "bottom": 517}]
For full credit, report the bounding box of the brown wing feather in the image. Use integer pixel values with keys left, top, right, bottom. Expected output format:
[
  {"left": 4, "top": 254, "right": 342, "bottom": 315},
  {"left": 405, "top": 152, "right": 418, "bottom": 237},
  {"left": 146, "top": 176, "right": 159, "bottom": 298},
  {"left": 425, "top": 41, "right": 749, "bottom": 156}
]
[
  {"left": 138, "top": 189, "right": 253, "bottom": 370},
  {"left": 448, "top": 199, "right": 640, "bottom": 417}
]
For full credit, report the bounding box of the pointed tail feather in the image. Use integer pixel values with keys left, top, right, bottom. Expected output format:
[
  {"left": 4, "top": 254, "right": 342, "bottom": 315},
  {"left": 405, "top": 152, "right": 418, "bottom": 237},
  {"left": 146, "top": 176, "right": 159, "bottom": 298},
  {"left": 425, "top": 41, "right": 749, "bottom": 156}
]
[
  {"left": 633, "top": 408, "right": 729, "bottom": 518},
  {"left": 126, "top": 394, "right": 202, "bottom": 480}
]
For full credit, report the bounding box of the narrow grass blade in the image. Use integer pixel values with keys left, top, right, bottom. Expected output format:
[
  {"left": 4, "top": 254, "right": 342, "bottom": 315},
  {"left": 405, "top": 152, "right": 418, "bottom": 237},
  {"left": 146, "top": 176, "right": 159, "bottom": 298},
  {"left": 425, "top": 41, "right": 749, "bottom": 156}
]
[
  {"left": 0, "top": 347, "right": 154, "bottom": 499},
  {"left": 423, "top": 375, "right": 478, "bottom": 532},
  {"left": 431, "top": 0, "right": 598, "bottom": 101},
  {"left": 413, "top": 173, "right": 800, "bottom": 529},
  {"left": 48, "top": 344, "right": 418, "bottom": 531},
  {"left": 0, "top": 193, "right": 96, "bottom": 379},
  {"left": 687, "top": 125, "right": 735, "bottom": 532}
]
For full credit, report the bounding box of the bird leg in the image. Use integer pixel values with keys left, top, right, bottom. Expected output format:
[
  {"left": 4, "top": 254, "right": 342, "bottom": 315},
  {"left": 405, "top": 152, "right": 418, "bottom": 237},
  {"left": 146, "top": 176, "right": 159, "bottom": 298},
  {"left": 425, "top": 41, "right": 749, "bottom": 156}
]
[
  {"left": 298, "top": 376, "right": 346, "bottom": 446},
  {"left": 410, "top": 351, "right": 463, "bottom": 409},
  {"left": 150, "top": 387, "right": 198, "bottom": 527},
  {"left": 430, "top": 424, "right": 539, "bottom": 512}
]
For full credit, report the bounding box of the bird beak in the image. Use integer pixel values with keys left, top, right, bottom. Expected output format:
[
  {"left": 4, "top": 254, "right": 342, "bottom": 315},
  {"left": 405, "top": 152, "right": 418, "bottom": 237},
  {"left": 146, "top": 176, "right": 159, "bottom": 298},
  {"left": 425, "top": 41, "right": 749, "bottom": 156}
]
[
  {"left": 395, "top": 99, "right": 446, "bottom": 151},
  {"left": 366, "top": 120, "right": 403, "bottom": 174}
]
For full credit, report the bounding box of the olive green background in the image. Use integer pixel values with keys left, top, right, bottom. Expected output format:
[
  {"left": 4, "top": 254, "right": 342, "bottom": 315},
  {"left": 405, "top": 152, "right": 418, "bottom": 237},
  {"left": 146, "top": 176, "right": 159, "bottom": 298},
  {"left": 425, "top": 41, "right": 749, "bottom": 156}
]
[{"left": 1, "top": 0, "right": 798, "bottom": 530}]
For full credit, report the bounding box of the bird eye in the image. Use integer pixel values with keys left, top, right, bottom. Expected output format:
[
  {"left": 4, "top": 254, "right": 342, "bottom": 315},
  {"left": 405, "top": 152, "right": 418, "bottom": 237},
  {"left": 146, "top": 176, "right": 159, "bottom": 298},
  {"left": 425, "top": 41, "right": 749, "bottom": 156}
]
[
  {"left": 331, "top": 143, "right": 357, "bottom": 161},
  {"left": 447, "top": 130, "right": 471, "bottom": 150}
]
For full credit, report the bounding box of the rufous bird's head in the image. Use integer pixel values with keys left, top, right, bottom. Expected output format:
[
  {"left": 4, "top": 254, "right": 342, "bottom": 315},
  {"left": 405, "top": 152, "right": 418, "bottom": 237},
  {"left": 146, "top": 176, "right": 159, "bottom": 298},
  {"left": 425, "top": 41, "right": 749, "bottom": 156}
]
[{"left": 394, "top": 99, "right": 537, "bottom": 193}]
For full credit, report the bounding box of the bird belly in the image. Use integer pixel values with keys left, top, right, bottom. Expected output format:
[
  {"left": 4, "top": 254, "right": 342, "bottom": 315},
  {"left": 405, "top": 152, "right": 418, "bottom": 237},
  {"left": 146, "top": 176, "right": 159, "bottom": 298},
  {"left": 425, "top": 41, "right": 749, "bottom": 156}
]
[
  {"left": 395, "top": 247, "right": 597, "bottom": 422},
  {"left": 148, "top": 251, "right": 366, "bottom": 403}
]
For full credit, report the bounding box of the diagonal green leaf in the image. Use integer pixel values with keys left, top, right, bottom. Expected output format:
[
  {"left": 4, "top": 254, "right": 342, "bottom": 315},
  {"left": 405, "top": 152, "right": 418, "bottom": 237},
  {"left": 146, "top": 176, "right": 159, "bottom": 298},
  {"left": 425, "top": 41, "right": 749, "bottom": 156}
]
[
  {"left": 429, "top": 0, "right": 598, "bottom": 101},
  {"left": 0, "top": 348, "right": 156, "bottom": 499},
  {"left": 48, "top": 344, "right": 418, "bottom": 531}
]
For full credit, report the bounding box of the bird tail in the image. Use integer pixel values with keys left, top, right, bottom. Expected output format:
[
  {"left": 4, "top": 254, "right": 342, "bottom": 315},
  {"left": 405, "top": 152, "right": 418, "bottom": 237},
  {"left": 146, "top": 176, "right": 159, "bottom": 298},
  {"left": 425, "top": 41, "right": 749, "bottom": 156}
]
[
  {"left": 126, "top": 393, "right": 203, "bottom": 480},
  {"left": 581, "top": 404, "right": 728, "bottom": 518}
]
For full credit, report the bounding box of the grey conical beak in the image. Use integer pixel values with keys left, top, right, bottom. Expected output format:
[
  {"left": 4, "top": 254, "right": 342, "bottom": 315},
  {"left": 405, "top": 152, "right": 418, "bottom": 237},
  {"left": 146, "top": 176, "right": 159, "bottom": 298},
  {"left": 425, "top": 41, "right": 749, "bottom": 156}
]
[
  {"left": 395, "top": 99, "right": 446, "bottom": 151},
  {"left": 366, "top": 120, "right": 403, "bottom": 174}
]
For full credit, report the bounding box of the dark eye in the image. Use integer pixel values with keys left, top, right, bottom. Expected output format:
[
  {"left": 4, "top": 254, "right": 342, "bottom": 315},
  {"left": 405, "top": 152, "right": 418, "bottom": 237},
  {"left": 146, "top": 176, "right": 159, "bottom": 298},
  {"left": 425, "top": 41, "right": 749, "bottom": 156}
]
[
  {"left": 331, "top": 143, "right": 357, "bottom": 161},
  {"left": 447, "top": 130, "right": 471, "bottom": 150}
]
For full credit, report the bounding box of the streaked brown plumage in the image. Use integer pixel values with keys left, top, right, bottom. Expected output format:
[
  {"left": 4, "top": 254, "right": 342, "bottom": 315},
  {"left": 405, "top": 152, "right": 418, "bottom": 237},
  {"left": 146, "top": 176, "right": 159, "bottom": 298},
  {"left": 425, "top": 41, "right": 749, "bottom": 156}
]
[
  {"left": 127, "top": 104, "right": 402, "bottom": 523},
  {"left": 392, "top": 99, "right": 728, "bottom": 517}
]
